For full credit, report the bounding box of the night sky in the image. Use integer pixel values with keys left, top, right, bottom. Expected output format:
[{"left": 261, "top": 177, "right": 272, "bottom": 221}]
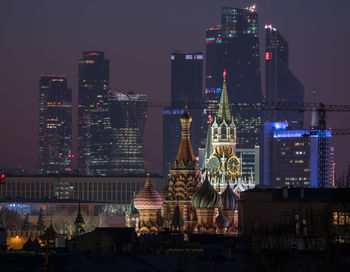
[{"left": 1, "top": 0, "right": 350, "bottom": 176}]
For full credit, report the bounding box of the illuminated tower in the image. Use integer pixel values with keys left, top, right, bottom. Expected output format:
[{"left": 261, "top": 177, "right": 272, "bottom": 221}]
[
  {"left": 39, "top": 74, "right": 72, "bottom": 174},
  {"left": 163, "top": 107, "right": 201, "bottom": 231},
  {"left": 78, "top": 51, "right": 110, "bottom": 176},
  {"left": 206, "top": 71, "right": 241, "bottom": 192},
  {"left": 108, "top": 90, "right": 148, "bottom": 175}
]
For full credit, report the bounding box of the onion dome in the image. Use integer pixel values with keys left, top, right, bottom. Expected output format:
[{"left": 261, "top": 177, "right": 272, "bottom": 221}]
[
  {"left": 221, "top": 183, "right": 239, "bottom": 211},
  {"left": 191, "top": 174, "right": 221, "bottom": 209},
  {"left": 126, "top": 192, "right": 138, "bottom": 215},
  {"left": 134, "top": 173, "right": 163, "bottom": 210},
  {"left": 216, "top": 209, "right": 229, "bottom": 229}
]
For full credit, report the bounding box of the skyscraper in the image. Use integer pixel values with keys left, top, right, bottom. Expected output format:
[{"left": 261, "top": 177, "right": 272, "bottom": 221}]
[
  {"left": 78, "top": 51, "right": 110, "bottom": 176},
  {"left": 205, "top": 6, "right": 261, "bottom": 105},
  {"left": 163, "top": 52, "right": 203, "bottom": 177},
  {"left": 204, "top": 6, "right": 262, "bottom": 149},
  {"left": 263, "top": 122, "right": 333, "bottom": 188},
  {"left": 265, "top": 24, "right": 304, "bottom": 128},
  {"left": 108, "top": 90, "right": 148, "bottom": 175},
  {"left": 39, "top": 75, "right": 72, "bottom": 174},
  {"left": 170, "top": 52, "right": 203, "bottom": 106}
]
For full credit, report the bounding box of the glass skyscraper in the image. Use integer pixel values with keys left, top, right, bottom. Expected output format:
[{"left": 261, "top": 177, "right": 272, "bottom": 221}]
[
  {"left": 204, "top": 6, "right": 262, "bottom": 149},
  {"left": 39, "top": 75, "right": 72, "bottom": 174},
  {"left": 163, "top": 52, "right": 203, "bottom": 177},
  {"left": 78, "top": 51, "right": 110, "bottom": 175},
  {"left": 108, "top": 90, "right": 148, "bottom": 175},
  {"left": 265, "top": 24, "right": 304, "bottom": 128}
]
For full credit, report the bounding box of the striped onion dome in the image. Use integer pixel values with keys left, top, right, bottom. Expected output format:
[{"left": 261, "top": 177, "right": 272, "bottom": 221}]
[
  {"left": 191, "top": 174, "right": 221, "bottom": 209},
  {"left": 134, "top": 174, "right": 163, "bottom": 210},
  {"left": 221, "top": 183, "right": 239, "bottom": 211},
  {"left": 216, "top": 209, "right": 229, "bottom": 229}
]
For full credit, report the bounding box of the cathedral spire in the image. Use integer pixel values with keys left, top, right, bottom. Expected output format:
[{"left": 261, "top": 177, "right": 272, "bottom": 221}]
[
  {"left": 175, "top": 106, "right": 196, "bottom": 169},
  {"left": 217, "top": 70, "right": 232, "bottom": 124}
]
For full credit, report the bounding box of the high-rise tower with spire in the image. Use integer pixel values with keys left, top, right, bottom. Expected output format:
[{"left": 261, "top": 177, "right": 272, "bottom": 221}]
[{"left": 205, "top": 71, "right": 241, "bottom": 192}]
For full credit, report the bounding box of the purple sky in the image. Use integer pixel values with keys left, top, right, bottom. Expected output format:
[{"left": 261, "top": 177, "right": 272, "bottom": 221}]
[{"left": 0, "top": 0, "right": 350, "bottom": 176}]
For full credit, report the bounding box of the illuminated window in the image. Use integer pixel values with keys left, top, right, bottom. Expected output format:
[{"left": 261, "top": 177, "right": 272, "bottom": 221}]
[
  {"left": 333, "top": 211, "right": 350, "bottom": 225},
  {"left": 265, "top": 52, "right": 272, "bottom": 60}
]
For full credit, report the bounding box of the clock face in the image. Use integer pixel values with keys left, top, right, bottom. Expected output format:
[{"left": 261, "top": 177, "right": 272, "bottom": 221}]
[
  {"left": 208, "top": 156, "right": 220, "bottom": 174},
  {"left": 227, "top": 156, "right": 240, "bottom": 175}
]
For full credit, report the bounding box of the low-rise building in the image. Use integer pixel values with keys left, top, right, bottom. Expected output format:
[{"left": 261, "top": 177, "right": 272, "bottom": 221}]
[{"left": 239, "top": 188, "right": 350, "bottom": 248}]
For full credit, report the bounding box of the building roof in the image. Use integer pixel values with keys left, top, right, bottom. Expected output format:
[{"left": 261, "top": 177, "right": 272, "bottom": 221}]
[
  {"left": 221, "top": 183, "right": 239, "bottom": 211},
  {"left": 241, "top": 187, "right": 350, "bottom": 203},
  {"left": 94, "top": 227, "right": 138, "bottom": 242},
  {"left": 134, "top": 174, "right": 163, "bottom": 210},
  {"left": 191, "top": 174, "right": 221, "bottom": 209}
]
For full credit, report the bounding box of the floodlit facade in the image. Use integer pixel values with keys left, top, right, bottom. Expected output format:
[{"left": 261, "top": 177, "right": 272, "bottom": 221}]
[
  {"left": 263, "top": 122, "right": 333, "bottom": 188},
  {"left": 38, "top": 75, "right": 72, "bottom": 174},
  {"left": 0, "top": 176, "right": 165, "bottom": 205}
]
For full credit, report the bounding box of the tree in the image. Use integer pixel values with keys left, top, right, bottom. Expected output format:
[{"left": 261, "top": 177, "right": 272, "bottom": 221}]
[
  {"left": 37, "top": 208, "right": 45, "bottom": 231},
  {"left": 22, "top": 214, "right": 30, "bottom": 234}
]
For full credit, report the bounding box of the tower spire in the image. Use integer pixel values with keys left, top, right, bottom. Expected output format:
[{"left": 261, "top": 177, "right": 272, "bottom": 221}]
[
  {"left": 175, "top": 106, "right": 196, "bottom": 169},
  {"left": 217, "top": 70, "right": 232, "bottom": 124}
]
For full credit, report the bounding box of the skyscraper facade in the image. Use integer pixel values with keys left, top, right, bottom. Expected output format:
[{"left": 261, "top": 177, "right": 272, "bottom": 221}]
[
  {"left": 265, "top": 24, "right": 304, "bottom": 128},
  {"left": 263, "top": 122, "right": 333, "bottom": 188},
  {"left": 108, "top": 90, "right": 148, "bottom": 175},
  {"left": 39, "top": 75, "right": 72, "bottom": 174},
  {"left": 204, "top": 6, "right": 262, "bottom": 149},
  {"left": 163, "top": 52, "right": 203, "bottom": 177},
  {"left": 78, "top": 51, "right": 110, "bottom": 176}
]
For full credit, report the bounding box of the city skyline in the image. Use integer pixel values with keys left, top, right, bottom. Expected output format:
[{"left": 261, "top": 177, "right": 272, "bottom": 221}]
[{"left": 1, "top": 0, "right": 350, "bottom": 175}]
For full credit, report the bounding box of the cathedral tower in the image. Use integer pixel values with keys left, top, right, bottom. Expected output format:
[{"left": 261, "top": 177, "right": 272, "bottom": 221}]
[{"left": 163, "top": 107, "right": 201, "bottom": 231}]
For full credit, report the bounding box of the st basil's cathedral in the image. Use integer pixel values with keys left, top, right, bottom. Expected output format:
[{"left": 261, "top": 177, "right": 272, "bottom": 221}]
[{"left": 125, "top": 71, "right": 255, "bottom": 234}]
